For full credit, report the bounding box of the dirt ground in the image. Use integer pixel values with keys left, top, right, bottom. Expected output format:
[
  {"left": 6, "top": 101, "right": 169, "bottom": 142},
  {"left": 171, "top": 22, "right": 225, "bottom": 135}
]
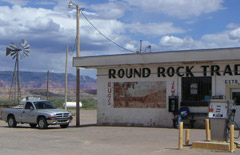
[{"left": 0, "top": 110, "right": 240, "bottom": 155}]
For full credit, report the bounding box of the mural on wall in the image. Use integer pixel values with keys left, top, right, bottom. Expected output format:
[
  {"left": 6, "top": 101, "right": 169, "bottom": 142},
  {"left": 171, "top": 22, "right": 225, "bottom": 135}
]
[{"left": 114, "top": 81, "right": 166, "bottom": 108}]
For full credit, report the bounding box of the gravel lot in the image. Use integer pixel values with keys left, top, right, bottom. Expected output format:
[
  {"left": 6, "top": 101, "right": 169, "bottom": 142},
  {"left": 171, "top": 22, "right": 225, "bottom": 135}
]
[{"left": 0, "top": 110, "right": 240, "bottom": 155}]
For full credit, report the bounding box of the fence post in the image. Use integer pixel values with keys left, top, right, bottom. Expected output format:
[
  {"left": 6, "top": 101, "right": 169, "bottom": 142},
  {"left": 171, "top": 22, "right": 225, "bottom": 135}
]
[
  {"left": 230, "top": 124, "right": 234, "bottom": 153},
  {"left": 185, "top": 129, "right": 190, "bottom": 145},
  {"left": 179, "top": 122, "right": 183, "bottom": 149},
  {"left": 205, "top": 119, "right": 210, "bottom": 141}
]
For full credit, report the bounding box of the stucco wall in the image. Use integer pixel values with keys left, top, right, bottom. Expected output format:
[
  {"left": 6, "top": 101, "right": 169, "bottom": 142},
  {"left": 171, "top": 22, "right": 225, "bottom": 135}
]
[{"left": 96, "top": 61, "right": 240, "bottom": 128}]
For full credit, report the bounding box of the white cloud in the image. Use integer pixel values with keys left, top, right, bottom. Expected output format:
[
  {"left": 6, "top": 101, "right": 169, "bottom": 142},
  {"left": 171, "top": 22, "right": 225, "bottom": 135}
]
[
  {"left": 125, "top": 43, "right": 136, "bottom": 51},
  {"left": 228, "top": 28, "right": 240, "bottom": 40},
  {"left": 227, "top": 23, "right": 240, "bottom": 29},
  {"left": 90, "top": 1, "right": 129, "bottom": 19},
  {"left": 28, "top": 17, "right": 60, "bottom": 32},
  {"left": 127, "top": 22, "right": 185, "bottom": 36},
  {"left": 0, "top": 3, "right": 134, "bottom": 59},
  {"left": 126, "top": 0, "right": 224, "bottom": 18},
  {"left": 159, "top": 36, "right": 195, "bottom": 49},
  {"left": 159, "top": 27, "right": 240, "bottom": 51},
  {"left": 160, "top": 36, "right": 184, "bottom": 47},
  {"left": 201, "top": 30, "right": 240, "bottom": 48},
  {"left": 0, "top": 0, "right": 29, "bottom": 6},
  {"left": 0, "top": 5, "right": 60, "bottom": 39}
]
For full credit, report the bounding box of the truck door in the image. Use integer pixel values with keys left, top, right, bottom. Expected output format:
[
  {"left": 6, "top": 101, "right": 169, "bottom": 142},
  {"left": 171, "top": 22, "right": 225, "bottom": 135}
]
[{"left": 22, "top": 102, "right": 35, "bottom": 123}]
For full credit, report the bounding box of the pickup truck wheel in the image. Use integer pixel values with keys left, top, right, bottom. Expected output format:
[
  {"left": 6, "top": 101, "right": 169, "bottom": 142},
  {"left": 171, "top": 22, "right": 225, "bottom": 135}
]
[
  {"left": 60, "top": 124, "right": 69, "bottom": 128},
  {"left": 8, "top": 116, "right": 17, "bottom": 127},
  {"left": 29, "top": 124, "right": 37, "bottom": 128},
  {"left": 38, "top": 117, "right": 48, "bottom": 129}
]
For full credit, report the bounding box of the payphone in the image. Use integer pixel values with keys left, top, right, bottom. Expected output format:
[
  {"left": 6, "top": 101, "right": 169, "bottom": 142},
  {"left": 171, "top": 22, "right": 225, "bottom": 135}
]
[
  {"left": 208, "top": 99, "right": 235, "bottom": 141},
  {"left": 169, "top": 96, "right": 178, "bottom": 113}
]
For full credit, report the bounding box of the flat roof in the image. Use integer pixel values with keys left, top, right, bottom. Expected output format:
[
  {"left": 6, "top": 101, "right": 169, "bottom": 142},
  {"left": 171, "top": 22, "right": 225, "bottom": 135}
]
[{"left": 73, "top": 47, "right": 240, "bottom": 68}]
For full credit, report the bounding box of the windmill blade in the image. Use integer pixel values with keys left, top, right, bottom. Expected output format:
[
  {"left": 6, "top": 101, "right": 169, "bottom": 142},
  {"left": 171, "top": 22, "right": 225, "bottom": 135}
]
[
  {"left": 24, "top": 47, "right": 30, "bottom": 52},
  {"left": 22, "top": 51, "right": 29, "bottom": 57},
  {"left": 21, "top": 40, "right": 30, "bottom": 55},
  {"left": 21, "top": 52, "right": 28, "bottom": 59},
  {"left": 9, "top": 43, "right": 19, "bottom": 50},
  {"left": 23, "top": 50, "right": 30, "bottom": 54},
  {"left": 24, "top": 44, "right": 30, "bottom": 49},
  {"left": 6, "top": 47, "right": 12, "bottom": 56},
  {"left": 23, "top": 50, "right": 29, "bottom": 53},
  {"left": 10, "top": 52, "right": 16, "bottom": 56},
  {"left": 22, "top": 40, "right": 30, "bottom": 50},
  {"left": 24, "top": 51, "right": 29, "bottom": 56},
  {"left": 12, "top": 54, "right": 17, "bottom": 59},
  {"left": 21, "top": 40, "right": 27, "bottom": 47},
  {"left": 8, "top": 46, "right": 14, "bottom": 50}
]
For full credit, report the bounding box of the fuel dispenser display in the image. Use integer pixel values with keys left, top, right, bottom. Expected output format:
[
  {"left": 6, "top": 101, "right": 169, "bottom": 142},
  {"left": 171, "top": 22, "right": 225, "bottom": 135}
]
[
  {"left": 208, "top": 101, "right": 229, "bottom": 119},
  {"left": 208, "top": 99, "right": 237, "bottom": 141}
]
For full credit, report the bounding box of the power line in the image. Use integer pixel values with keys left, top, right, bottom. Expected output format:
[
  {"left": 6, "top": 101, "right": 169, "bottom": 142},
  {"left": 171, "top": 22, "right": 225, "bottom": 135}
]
[{"left": 81, "top": 11, "right": 135, "bottom": 53}]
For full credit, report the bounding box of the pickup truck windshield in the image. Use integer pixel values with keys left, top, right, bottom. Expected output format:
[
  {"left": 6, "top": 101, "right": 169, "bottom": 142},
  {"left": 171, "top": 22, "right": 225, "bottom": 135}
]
[{"left": 34, "top": 101, "right": 56, "bottom": 109}]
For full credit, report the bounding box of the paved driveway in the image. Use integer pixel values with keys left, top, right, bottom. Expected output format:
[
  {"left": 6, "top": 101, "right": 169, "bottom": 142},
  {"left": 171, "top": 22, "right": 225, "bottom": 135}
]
[{"left": 0, "top": 110, "right": 239, "bottom": 155}]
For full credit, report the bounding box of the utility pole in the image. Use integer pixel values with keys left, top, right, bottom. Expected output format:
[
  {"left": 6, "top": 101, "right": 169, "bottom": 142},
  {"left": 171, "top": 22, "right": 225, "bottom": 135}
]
[
  {"left": 76, "top": 4, "right": 81, "bottom": 127},
  {"left": 140, "top": 40, "right": 142, "bottom": 53},
  {"left": 68, "top": 0, "right": 81, "bottom": 127},
  {"left": 64, "top": 45, "right": 68, "bottom": 110},
  {"left": 46, "top": 70, "right": 49, "bottom": 100}
]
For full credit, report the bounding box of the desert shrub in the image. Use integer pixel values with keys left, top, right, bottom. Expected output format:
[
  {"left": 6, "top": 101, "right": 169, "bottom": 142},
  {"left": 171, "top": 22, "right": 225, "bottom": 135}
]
[
  {"left": 0, "top": 100, "right": 19, "bottom": 105},
  {"left": 49, "top": 98, "right": 97, "bottom": 110},
  {"left": 81, "top": 98, "right": 97, "bottom": 110}
]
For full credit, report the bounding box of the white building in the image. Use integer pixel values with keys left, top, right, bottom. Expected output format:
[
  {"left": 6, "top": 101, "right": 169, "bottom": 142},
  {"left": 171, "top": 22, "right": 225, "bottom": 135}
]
[{"left": 73, "top": 47, "right": 240, "bottom": 128}]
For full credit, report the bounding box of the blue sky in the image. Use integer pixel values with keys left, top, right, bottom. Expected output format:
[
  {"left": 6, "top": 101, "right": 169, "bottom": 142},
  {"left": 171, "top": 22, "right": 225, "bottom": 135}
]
[{"left": 1, "top": 0, "right": 240, "bottom": 79}]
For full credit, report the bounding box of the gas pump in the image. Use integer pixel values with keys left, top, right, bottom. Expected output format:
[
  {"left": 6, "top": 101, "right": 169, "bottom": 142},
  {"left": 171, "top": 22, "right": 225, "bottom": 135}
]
[{"left": 208, "top": 99, "right": 238, "bottom": 141}]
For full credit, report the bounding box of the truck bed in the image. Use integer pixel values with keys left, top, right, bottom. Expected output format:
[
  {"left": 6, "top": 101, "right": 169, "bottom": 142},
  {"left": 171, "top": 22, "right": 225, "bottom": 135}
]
[{"left": 1, "top": 108, "right": 24, "bottom": 122}]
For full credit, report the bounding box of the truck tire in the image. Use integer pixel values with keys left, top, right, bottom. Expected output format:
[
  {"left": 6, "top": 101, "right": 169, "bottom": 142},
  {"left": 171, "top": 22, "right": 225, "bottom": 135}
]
[
  {"left": 8, "top": 115, "right": 17, "bottom": 127},
  {"left": 29, "top": 124, "right": 37, "bottom": 128},
  {"left": 60, "top": 123, "right": 69, "bottom": 128},
  {"left": 38, "top": 117, "right": 48, "bottom": 129}
]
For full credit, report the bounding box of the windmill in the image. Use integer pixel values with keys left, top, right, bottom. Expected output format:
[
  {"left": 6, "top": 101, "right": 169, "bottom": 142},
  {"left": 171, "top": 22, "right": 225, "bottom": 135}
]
[{"left": 6, "top": 40, "right": 30, "bottom": 104}]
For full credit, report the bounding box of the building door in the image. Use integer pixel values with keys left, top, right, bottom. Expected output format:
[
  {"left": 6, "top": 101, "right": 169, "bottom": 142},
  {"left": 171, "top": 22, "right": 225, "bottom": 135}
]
[
  {"left": 231, "top": 89, "right": 240, "bottom": 105},
  {"left": 226, "top": 87, "right": 240, "bottom": 129}
]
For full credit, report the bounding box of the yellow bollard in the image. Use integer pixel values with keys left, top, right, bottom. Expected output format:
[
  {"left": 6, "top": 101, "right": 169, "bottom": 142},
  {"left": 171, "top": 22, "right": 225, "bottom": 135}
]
[
  {"left": 205, "top": 119, "right": 210, "bottom": 141},
  {"left": 185, "top": 129, "right": 190, "bottom": 145},
  {"left": 230, "top": 124, "right": 234, "bottom": 153},
  {"left": 179, "top": 122, "right": 183, "bottom": 150}
]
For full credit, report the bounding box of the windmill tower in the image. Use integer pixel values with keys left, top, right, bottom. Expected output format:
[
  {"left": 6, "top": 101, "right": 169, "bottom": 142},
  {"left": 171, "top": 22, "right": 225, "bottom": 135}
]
[{"left": 6, "top": 40, "right": 30, "bottom": 104}]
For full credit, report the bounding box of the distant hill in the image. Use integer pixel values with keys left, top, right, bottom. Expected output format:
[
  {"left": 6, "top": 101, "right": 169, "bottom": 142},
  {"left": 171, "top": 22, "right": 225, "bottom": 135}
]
[{"left": 0, "top": 71, "right": 96, "bottom": 90}]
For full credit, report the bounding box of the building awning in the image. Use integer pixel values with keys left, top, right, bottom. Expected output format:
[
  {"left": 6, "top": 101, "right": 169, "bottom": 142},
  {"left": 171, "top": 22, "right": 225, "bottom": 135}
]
[{"left": 73, "top": 47, "right": 240, "bottom": 68}]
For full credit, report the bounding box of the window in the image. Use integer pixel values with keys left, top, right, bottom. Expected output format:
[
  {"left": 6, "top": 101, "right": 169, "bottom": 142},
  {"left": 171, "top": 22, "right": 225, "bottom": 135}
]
[
  {"left": 182, "top": 77, "right": 212, "bottom": 106},
  {"left": 34, "top": 101, "right": 56, "bottom": 109},
  {"left": 25, "top": 102, "right": 34, "bottom": 109},
  {"left": 190, "top": 83, "right": 198, "bottom": 95}
]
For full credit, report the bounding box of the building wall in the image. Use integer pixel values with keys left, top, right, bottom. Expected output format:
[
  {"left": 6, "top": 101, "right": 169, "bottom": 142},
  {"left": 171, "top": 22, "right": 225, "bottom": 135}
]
[{"left": 96, "top": 61, "right": 240, "bottom": 127}]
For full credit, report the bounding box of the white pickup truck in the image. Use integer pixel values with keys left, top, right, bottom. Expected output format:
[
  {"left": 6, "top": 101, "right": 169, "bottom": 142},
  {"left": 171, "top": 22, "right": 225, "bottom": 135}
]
[{"left": 1, "top": 100, "right": 72, "bottom": 129}]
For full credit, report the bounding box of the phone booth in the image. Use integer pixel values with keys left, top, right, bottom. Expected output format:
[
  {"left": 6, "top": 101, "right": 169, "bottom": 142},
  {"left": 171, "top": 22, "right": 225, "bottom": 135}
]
[{"left": 169, "top": 96, "right": 178, "bottom": 112}]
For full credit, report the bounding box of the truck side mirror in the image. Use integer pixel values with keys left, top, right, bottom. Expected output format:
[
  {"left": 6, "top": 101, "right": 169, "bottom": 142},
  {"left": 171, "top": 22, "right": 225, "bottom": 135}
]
[{"left": 30, "top": 106, "right": 34, "bottom": 110}]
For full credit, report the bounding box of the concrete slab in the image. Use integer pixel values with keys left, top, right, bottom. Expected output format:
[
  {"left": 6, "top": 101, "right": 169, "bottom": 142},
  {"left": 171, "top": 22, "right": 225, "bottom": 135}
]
[
  {"left": 1, "top": 110, "right": 240, "bottom": 155},
  {"left": 192, "top": 140, "right": 236, "bottom": 150}
]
